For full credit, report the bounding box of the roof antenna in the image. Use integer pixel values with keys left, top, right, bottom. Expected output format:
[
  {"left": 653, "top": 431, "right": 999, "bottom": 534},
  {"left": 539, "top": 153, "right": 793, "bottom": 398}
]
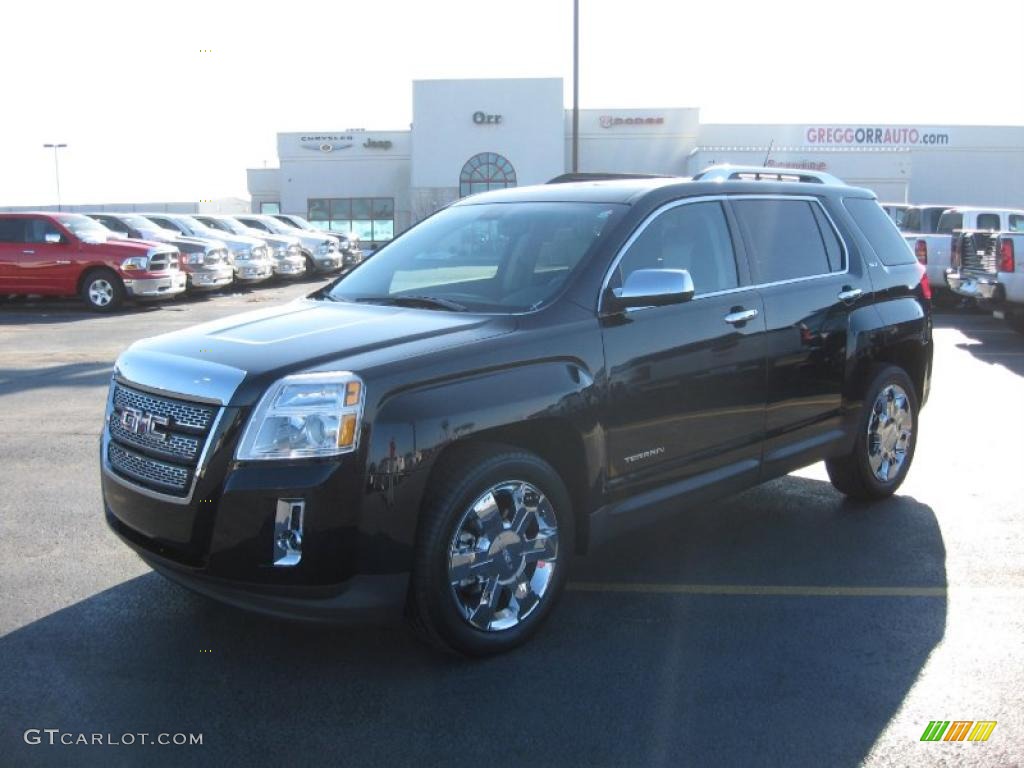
[{"left": 763, "top": 139, "right": 774, "bottom": 167}]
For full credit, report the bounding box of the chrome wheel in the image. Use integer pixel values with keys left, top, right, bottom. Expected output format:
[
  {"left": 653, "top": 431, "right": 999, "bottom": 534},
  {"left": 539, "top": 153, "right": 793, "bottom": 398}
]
[
  {"left": 866, "top": 383, "right": 913, "bottom": 482},
  {"left": 448, "top": 480, "right": 559, "bottom": 632},
  {"left": 88, "top": 278, "right": 114, "bottom": 307}
]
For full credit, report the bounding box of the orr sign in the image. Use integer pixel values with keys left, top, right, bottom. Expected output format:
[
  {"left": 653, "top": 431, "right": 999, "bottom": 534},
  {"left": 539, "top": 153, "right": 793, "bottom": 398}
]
[{"left": 806, "top": 126, "right": 950, "bottom": 146}]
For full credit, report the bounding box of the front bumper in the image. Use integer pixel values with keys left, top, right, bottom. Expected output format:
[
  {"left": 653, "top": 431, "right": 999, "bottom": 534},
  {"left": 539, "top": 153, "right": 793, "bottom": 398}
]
[
  {"left": 123, "top": 272, "right": 188, "bottom": 299},
  {"left": 139, "top": 547, "right": 406, "bottom": 623},
  {"left": 312, "top": 253, "right": 342, "bottom": 272},
  {"left": 273, "top": 259, "right": 306, "bottom": 278},
  {"left": 233, "top": 261, "right": 274, "bottom": 283},
  {"left": 187, "top": 265, "right": 234, "bottom": 291},
  {"left": 945, "top": 270, "right": 1003, "bottom": 302}
]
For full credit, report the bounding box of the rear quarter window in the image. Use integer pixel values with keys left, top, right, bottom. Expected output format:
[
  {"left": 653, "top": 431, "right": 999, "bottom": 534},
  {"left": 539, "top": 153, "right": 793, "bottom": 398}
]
[
  {"left": 843, "top": 197, "right": 916, "bottom": 266},
  {"left": 731, "top": 198, "right": 838, "bottom": 283}
]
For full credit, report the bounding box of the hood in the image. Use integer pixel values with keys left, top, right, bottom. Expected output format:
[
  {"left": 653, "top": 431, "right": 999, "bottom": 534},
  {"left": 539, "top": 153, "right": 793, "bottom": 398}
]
[
  {"left": 120, "top": 298, "right": 511, "bottom": 404},
  {"left": 214, "top": 233, "right": 266, "bottom": 251},
  {"left": 108, "top": 237, "right": 172, "bottom": 250},
  {"left": 243, "top": 229, "right": 299, "bottom": 249},
  {"left": 81, "top": 237, "right": 154, "bottom": 255}
]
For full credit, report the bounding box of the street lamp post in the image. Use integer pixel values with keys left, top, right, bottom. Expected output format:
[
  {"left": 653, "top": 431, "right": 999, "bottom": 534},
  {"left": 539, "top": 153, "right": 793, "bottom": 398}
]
[
  {"left": 572, "top": 0, "right": 579, "bottom": 173},
  {"left": 43, "top": 143, "right": 67, "bottom": 211}
]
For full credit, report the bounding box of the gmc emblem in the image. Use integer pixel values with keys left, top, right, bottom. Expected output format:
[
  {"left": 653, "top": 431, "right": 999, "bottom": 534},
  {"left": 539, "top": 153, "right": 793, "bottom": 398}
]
[{"left": 119, "top": 406, "right": 169, "bottom": 441}]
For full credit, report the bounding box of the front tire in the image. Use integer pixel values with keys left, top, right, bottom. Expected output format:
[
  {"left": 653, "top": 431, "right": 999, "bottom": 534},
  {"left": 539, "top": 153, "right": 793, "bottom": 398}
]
[
  {"left": 827, "top": 365, "right": 919, "bottom": 500},
  {"left": 408, "top": 444, "right": 573, "bottom": 656},
  {"left": 80, "top": 269, "right": 125, "bottom": 312}
]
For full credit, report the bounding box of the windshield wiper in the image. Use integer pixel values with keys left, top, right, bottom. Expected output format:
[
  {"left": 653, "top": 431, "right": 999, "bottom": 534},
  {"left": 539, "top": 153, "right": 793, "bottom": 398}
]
[{"left": 354, "top": 295, "right": 468, "bottom": 312}]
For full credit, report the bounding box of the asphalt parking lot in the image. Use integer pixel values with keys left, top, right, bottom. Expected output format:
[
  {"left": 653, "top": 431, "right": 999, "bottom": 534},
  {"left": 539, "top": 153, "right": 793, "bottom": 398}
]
[{"left": 1, "top": 287, "right": 1022, "bottom": 767}]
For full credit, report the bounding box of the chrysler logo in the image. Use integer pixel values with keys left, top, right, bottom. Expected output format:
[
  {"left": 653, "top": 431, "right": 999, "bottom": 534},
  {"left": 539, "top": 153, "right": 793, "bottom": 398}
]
[{"left": 119, "top": 407, "right": 169, "bottom": 441}]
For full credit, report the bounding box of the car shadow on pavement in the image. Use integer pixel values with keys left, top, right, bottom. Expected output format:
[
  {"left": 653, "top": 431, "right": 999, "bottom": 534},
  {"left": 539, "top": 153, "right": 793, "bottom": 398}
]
[
  {"left": 0, "top": 475, "right": 945, "bottom": 768},
  {"left": 0, "top": 362, "right": 112, "bottom": 396},
  {"left": 935, "top": 310, "right": 1024, "bottom": 377}
]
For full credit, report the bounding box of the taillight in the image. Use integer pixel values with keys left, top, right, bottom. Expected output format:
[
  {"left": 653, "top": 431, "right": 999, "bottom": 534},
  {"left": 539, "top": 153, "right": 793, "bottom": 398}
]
[
  {"left": 915, "top": 239, "right": 928, "bottom": 265},
  {"left": 919, "top": 268, "right": 932, "bottom": 300},
  {"left": 999, "top": 238, "right": 1015, "bottom": 272},
  {"left": 949, "top": 236, "right": 960, "bottom": 269}
]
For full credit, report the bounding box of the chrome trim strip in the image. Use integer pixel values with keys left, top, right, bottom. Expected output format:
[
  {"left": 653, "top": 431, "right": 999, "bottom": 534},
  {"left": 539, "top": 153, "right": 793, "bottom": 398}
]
[
  {"left": 101, "top": 380, "right": 228, "bottom": 506},
  {"left": 598, "top": 193, "right": 852, "bottom": 314},
  {"left": 114, "top": 348, "right": 246, "bottom": 406}
]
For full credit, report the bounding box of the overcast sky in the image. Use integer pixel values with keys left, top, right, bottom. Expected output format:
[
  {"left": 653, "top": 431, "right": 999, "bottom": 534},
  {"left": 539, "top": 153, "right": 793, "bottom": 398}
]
[{"left": 2, "top": 0, "right": 1022, "bottom": 205}]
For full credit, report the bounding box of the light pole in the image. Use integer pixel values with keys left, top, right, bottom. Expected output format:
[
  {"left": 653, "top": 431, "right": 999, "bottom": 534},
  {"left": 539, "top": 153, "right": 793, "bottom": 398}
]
[
  {"left": 572, "top": 0, "right": 579, "bottom": 173},
  {"left": 43, "top": 143, "right": 67, "bottom": 211}
]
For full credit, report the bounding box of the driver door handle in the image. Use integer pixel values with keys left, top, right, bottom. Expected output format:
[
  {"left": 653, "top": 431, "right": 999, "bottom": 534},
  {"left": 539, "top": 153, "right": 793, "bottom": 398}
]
[
  {"left": 21, "top": 249, "right": 35, "bottom": 255},
  {"left": 838, "top": 287, "right": 863, "bottom": 302},
  {"left": 724, "top": 308, "right": 758, "bottom": 325}
]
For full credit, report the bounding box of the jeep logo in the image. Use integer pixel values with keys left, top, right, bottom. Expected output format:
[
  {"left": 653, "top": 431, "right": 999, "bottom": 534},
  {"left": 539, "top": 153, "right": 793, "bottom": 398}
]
[{"left": 119, "top": 407, "right": 169, "bottom": 441}]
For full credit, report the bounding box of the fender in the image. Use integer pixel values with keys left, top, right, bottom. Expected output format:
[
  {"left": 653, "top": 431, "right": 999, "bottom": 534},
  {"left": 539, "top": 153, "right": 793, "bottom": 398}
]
[
  {"left": 839, "top": 295, "right": 931, "bottom": 448},
  {"left": 354, "top": 360, "right": 600, "bottom": 573}
]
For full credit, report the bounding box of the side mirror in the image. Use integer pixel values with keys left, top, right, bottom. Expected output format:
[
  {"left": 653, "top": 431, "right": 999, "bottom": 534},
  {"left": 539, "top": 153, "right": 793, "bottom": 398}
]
[
  {"left": 44, "top": 232, "right": 64, "bottom": 244},
  {"left": 608, "top": 268, "right": 695, "bottom": 310}
]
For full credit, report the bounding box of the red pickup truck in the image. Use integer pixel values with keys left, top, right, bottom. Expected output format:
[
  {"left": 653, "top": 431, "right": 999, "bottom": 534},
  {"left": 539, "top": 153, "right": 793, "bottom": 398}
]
[{"left": 0, "top": 212, "right": 186, "bottom": 311}]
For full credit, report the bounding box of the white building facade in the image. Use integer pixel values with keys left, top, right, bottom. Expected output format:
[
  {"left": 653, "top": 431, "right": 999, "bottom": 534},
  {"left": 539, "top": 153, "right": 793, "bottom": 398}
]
[{"left": 247, "top": 77, "right": 1024, "bottom": 244}]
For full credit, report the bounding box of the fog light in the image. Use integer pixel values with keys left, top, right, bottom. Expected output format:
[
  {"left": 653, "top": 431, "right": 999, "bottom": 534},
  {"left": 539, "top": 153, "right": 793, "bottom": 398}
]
[{"left": 273, "top": 498, "right": 304, "bottom": 567}]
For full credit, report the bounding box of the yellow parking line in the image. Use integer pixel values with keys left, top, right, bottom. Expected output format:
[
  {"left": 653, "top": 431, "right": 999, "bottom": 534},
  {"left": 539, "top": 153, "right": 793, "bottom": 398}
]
[{"left": 567, "top": 582, "right": 948, "bottom": 598}]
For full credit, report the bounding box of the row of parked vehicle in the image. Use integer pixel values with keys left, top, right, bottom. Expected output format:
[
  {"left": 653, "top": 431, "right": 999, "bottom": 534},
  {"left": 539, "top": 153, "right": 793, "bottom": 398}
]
[
  {"left": 881, "top": 202, "right": 1024, "bottom": 334},
  {"left": 0, "top": 210, "right": 365, "bottom": 311}
]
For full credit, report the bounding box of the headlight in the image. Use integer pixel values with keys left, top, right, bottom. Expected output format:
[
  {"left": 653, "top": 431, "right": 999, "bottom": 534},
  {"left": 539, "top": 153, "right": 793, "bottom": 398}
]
[
  {"left": 235, "top": 248, "right": 251, "bottom": 261},
  {"left": 121, "top": 256, "right": 148, "bottom": 271},
  {"left": 317, "top": 242, "right": 330, "bottom": 255},
  {"left": 186, "top": 252, "right": 204, "bottom": 265},
  {"left": 288, "top": 245, "right": 301, "bottom": 256},
  {"left": 274, "top": 246, "right": 288, "bottom": 259},
  {"left": 235, "top": 372, "right": 365, "bottom": 461}
]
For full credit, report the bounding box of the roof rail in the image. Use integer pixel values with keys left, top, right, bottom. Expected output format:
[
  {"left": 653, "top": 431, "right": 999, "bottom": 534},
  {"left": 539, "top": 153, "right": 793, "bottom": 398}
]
[
  {"left": 692, "top": 164, "right": 846, "bottom": 186},
  {"left": 547, "top": 172, "right": 675, "bottom": 184}
]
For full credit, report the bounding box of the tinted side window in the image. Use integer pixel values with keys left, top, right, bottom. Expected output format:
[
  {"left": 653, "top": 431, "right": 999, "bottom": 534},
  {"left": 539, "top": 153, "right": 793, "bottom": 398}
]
[
  {"left": 976, "top": 213, "right": 1000, "bottom": 231},
  {"left": 24, "top": 219, "right": 64, "bottom": 243},
  {"left": 937, "top": 212, "right": 963, "bottom": 234},
  {"left": 0, "top": 219, "right": 26, "bottom": 242},
  {"left": 902, "top": 208, "right": 920, "bottom": 232},
  {"left": 1009, "top": 215, "right": 1024, "bottom": 233},
  {"left": 922, "top": 208, "right": 946, "bottom": 233},
  {"left": 811, "top": 204, "right": 844, "bottom": 272},
  {"left": 732, "top": 199, "right": 833, "bottom": 283},
  {"left": 843, "top": 197, "right": 916, "bottom": 266},
  {"left": 614, "top": 201, "right": 739, "bottom": 296}
]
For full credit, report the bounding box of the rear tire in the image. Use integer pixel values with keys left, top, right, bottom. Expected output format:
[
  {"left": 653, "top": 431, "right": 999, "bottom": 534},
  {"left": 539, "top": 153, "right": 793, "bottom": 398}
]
[
  {"left": 827, "top": 365, "right": 919, "bottom": 501},
  {"left": 408, "top": 443, "right": 573, "bottom": 656},
  {"left": 80, "top": 269, "right": 125, "bottom": 312}
]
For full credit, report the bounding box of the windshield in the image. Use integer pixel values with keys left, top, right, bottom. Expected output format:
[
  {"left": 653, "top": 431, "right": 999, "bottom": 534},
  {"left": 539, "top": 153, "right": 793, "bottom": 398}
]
[
  {"left": 177, "top": 215, "right": 221, "bottom": 237},
  {"left": 56, "top": 214, "right": 112, "bottom": 240},
  {"left": 119, "top": 214, "right": 162, "bottom": 231},
  {"left": 327, "top": 202, "right": 625, "bottom": 312},
  {"left": 202, "top": 216, "right": 246, "bottom": 235},
  {"left": 282, "top": 215, "right": 313, "bottom": 229}
]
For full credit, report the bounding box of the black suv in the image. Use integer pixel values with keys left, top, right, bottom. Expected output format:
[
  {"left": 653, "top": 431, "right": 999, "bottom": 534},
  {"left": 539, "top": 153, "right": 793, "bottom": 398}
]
[{"left": 100, "top": 167, "right": 932, "bottom": 656}]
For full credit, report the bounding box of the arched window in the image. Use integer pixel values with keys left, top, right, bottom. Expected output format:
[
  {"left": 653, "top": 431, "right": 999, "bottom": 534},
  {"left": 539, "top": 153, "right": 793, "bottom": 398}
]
[{"left": 459, "top": 152, "right": 516, "bottom": 197}]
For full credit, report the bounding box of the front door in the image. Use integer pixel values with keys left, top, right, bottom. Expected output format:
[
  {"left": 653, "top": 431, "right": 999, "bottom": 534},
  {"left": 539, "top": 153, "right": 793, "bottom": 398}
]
[
  {"left": 601, "top": 199, "right": 767, "bottom": 495},
  {"left": 0, "top": 218, "right": 25, "bottom": 290},
  {"left": 17, "top": 217, "right": 77, "bottom": 294}
]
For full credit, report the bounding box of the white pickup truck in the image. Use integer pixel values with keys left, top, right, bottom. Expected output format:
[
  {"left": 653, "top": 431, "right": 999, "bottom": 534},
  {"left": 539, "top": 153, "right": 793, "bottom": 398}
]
[
  {"left": 903, "top": 206, "right": 1024, "bottom": 302},
  {"left": 946, "top": 231, "right": 1024, "bottom": 334}
]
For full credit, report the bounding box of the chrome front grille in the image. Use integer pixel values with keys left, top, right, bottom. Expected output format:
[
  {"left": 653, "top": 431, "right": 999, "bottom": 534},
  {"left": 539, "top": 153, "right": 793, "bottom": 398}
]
[
  {"left": 106, "top": 383, "right": 220, "bottom": 498},
  {"left": 113, "top": 385, "right": 214, "bottom": 431},
  {"left": 148, "top": 251, "right": 180, "bottom": 272},
  {"left": 108, "top": 443, "right": 191, "bottom": 492}
]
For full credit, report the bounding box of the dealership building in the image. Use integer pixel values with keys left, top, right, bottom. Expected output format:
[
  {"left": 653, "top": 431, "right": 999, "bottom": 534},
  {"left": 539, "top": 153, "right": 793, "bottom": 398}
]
[{"left": 247, "top": 77, "right": 1024, "bottom": 245}]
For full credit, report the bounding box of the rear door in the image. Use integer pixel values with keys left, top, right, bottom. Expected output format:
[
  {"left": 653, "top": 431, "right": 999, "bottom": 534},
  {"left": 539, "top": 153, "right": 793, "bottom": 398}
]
[
  {"left": 729, "top": 195, "right": 869, "bottom": 475},
  {"left": 601, "top": 198, "right": 767, "bottom": 495},
  {"left": 0, "top": 218, "right": 26, "bottom": 290}
]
